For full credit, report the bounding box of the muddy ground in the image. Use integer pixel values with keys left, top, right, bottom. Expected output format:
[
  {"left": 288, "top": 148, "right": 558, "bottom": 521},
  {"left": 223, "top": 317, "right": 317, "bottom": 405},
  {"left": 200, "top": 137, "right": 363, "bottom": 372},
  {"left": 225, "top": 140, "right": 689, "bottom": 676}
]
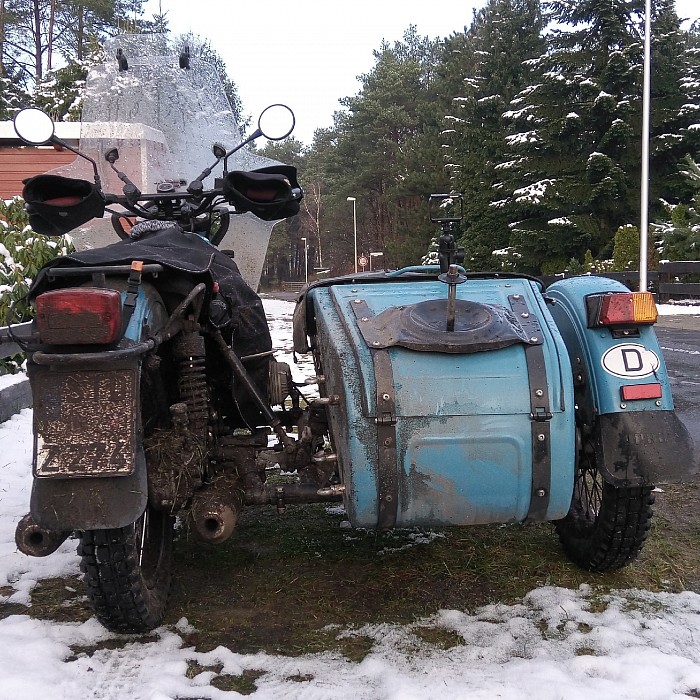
[{"left": 12, "top": 477, "right": 700, "bottom": 662}]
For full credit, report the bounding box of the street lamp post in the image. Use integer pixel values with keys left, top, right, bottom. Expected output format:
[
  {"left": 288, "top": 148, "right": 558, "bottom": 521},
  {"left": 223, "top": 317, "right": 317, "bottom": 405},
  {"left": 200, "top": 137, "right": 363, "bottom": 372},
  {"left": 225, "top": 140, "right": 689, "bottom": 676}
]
[
  {"left": 639, "top": 0, "right": 652, "bottom": 292},
  {"left": 347, "top": 196, "right": 357, "bottom": 273},
  {"left": 369, "top": 251, "right": 384, "bottom": 271},
  {"left": 300, "top": 237, "right": 308, "bottom": 285}
]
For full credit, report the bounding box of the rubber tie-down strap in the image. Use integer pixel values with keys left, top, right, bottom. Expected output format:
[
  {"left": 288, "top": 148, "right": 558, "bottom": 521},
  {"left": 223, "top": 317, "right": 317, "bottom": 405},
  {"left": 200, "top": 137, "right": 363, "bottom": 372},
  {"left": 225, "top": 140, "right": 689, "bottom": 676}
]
[
  {"left": 121, "top": 260, "right": 143, "bottom": 338},
  {"left": 509, "top": 294, "right": 552, "bottom": 522},
  {"left": 351, "top": 299, "right": 399, "bottom": 528}
]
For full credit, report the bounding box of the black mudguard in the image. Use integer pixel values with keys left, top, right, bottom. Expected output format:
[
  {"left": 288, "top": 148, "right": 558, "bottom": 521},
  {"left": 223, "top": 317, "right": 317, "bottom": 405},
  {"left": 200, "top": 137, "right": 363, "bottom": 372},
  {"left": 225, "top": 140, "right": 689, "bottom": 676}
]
[
  {"left": 596, "top": 410, "right": 698, "bottom": 486},
  {"left": 31, "top": 449, "right": 147, "bottom": 530}
]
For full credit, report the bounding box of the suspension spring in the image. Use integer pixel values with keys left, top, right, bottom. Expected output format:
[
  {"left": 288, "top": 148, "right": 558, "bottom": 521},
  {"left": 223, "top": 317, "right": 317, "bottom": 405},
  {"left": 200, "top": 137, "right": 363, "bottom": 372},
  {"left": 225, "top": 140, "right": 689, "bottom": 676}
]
[{"left": 172, "top": 332, "right": 209, "bottom": 438}]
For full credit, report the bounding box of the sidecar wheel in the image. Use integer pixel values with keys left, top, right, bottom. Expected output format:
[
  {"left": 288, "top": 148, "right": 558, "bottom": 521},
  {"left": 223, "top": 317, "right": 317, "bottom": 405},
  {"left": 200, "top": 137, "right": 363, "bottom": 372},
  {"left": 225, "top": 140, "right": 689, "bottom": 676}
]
[
  {"left": 78, "top": 505, "right": 174, "bottom": 632},
  {"left": 555, "top": 431, "right": 655, "bottom": 572}
]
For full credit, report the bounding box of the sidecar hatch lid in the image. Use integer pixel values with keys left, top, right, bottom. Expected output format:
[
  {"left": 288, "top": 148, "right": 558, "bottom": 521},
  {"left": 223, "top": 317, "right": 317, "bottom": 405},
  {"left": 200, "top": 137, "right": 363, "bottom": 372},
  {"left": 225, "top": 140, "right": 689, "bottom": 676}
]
[{"left": 350, "top": 297, "right": 537, "bottom": 353}]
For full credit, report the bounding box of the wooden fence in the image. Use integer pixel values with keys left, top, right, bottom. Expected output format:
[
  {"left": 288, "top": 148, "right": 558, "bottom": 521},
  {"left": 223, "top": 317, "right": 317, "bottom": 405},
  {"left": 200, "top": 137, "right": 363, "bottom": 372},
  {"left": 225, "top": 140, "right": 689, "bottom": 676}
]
[{"left": 541, "top": 261, "right": 700, "bottom": 301}]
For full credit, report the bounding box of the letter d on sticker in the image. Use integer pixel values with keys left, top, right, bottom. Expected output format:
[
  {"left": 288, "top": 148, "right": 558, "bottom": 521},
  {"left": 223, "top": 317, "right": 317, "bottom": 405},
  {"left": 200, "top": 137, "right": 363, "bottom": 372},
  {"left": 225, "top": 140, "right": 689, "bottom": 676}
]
[{"left": 621, "top": 348, "right": 643, "bottom": 372}]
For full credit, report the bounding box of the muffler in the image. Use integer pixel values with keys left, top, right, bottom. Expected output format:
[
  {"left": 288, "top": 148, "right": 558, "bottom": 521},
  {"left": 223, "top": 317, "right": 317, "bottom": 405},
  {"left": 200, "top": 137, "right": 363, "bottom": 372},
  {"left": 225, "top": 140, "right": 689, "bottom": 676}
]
[
  {"left": 15, "top": 513, "right": 70, "bottom": 557},
  {"left": 190, "top": 479, "right": 242, "bottom": 545}
]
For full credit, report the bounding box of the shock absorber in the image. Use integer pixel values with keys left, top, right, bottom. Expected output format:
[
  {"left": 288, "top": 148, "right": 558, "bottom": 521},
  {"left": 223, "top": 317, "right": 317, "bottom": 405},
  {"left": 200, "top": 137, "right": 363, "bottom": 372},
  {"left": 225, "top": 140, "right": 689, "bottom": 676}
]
[{"left": 172, "top": 331, "right": 209, "bottom": 440}]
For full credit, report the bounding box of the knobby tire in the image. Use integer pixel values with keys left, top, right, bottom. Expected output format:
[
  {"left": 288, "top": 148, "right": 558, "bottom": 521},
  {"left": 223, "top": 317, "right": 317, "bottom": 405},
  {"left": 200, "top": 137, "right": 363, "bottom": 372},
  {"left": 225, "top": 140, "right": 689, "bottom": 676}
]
[
  {"left": 556, "top": 439, "right": 655, "bottom": 571},
  {"left": 78, "top": 506, "right": 174, "bottom": 633}
]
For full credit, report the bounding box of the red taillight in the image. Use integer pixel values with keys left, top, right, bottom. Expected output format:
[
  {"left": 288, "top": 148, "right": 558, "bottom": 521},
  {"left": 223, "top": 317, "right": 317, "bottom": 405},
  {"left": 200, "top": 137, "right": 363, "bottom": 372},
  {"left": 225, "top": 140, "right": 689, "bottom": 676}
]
[
  {"left": 621, "top": 383, "right": 662, "bottom": 401},
  {"left": 35, "top": 288, "right": 123, "bottom": 345},
  {"left": 587, "top": 292, "right": 658, "bottom": 327}
]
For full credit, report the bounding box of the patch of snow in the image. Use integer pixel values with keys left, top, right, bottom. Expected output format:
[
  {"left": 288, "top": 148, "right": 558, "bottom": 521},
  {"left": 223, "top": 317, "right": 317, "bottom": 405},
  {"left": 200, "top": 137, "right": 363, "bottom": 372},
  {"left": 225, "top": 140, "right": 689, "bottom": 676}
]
[
  {"left": 506, "top": 130, "right": 540, "bottom": 145},
  {"left": 495, "top": 159, "right": 524, "bottom": 171},
  {"left": 1, "top": 299, "right": 699, "bottom": 699},
  {"left": 0, "top": 370, "right": 26, "bottom": 390},
  {"left": 514, "top": 179, "right": 556, "bottom": 204},
  {"left": 477, "top": 95, "right": 501, "bottom": 104}
]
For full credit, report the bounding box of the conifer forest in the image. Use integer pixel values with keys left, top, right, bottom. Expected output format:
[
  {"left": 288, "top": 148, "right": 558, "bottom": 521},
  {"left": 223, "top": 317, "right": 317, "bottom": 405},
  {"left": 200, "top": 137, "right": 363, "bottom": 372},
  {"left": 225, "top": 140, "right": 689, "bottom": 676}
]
[{"left": 1, "top": 0, "right": 699, "bottom": 281}]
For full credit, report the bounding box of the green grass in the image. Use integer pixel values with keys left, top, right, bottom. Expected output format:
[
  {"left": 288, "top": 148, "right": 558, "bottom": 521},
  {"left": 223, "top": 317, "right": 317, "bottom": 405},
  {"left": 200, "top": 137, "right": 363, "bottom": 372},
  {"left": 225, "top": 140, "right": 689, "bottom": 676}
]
[{"left": 3, "top": 483, "right": 699, "bottom": 663}]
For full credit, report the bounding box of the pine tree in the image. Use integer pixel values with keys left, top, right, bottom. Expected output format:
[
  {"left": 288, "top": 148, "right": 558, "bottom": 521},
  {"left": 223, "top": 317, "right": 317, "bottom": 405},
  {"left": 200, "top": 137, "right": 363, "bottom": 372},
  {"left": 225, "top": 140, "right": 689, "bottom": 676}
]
[
  {"left": 497, "top": 0, "right": 639, "bottom": 271},
  {"left": 498, "top": 0, "right": 696, "bottom": 273},
  {"left": 0, "top": 69, "right": 29, "bottom": 118},
  {"left": 444, "top": 0, "right": 545, "bottom": 270},
  {"left": 656, "top": 156, "right": 700, "bottom": 260},
  {"left": 646, "top": 0, "right": 698, "bottom": 208},
  {"left": 0, "top": 0, "right": 146, "bottom": 88},
  {"left": 326, "top": 27, "right": 450, "bottom": 268},
  {"left": 677, "top": 20, "right": 700, "bottom": 178}
]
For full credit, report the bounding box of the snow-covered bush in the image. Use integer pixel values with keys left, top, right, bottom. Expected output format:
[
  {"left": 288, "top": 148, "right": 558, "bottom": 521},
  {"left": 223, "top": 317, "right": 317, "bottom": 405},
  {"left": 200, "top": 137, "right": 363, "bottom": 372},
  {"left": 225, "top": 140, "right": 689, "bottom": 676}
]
[
  {"left": 0, "top": 197, "right": 74, "bottom": 371},
  {"left": 421, "top": 237, "right": 439, "bottom": 265}
]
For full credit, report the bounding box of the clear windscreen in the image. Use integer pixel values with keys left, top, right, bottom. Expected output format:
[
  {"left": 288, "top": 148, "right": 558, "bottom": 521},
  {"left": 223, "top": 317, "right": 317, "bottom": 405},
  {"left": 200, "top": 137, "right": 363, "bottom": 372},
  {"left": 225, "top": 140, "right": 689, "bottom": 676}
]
[
  {"left": 81, "top": 34, "right": 269, "bottom": 190},
  {"left": 52, "top": 33, "right": 282, "bottom": 289}
]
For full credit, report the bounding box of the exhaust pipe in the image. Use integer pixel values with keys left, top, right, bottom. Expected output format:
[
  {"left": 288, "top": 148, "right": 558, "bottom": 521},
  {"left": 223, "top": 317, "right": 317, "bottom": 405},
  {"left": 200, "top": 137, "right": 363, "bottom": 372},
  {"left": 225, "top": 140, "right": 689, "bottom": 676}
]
[
  {"left": 190, "top": 486, "right": 242, "bottom": 545},
  {"left": 15, "top": 513, "right": 69, "bottom": 557}
]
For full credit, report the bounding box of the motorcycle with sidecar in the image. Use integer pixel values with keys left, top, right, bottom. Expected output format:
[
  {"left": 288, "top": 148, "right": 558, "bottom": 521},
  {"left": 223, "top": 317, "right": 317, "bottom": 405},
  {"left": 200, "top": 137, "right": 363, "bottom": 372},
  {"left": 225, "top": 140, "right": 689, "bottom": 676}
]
[{"left": 4, "top": 104, "right": 695, "bottom": 633}]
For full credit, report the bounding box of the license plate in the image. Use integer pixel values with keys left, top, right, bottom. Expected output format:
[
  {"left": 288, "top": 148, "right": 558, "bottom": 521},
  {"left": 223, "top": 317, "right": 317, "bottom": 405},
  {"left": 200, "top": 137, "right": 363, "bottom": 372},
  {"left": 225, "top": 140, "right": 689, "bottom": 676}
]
[{"left": 34, "top": 368, "right": 137, "bottom": 477}]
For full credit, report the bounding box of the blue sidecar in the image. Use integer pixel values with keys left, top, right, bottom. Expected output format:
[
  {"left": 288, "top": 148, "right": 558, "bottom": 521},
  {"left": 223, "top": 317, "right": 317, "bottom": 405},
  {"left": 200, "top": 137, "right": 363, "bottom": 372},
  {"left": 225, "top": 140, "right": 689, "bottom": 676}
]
[{"left": 294, "top": 207, "right": 695, "bottom": 572}]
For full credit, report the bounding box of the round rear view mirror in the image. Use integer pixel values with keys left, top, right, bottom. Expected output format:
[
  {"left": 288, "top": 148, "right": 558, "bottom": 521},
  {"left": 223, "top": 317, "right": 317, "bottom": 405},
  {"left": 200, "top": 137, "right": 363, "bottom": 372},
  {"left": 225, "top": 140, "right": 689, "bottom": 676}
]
[
  {"left": 13, "top": 107, "right": 55, "bottom": 145},
  {"left": 257, "top": 104, "right": 295, "bottom": 141}
]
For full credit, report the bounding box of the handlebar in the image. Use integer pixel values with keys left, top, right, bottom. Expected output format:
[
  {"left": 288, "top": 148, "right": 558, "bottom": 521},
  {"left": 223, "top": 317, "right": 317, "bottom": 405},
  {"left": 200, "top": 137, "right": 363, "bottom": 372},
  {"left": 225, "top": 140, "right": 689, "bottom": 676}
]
[
  {"left": 22, "top": 167, "right": 302, "bottom": 241},
  {"left": 14, "top": 105, "right": 303, "bottom": 242},
  {"left": 105, "top": 187, "right": 224, "bottom": 222}
]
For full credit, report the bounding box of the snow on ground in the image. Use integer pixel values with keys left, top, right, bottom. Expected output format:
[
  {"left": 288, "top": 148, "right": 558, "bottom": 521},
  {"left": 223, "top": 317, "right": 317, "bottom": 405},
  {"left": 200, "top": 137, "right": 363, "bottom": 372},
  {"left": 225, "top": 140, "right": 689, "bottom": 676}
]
[
  {"left": 657, "top": 302, "right": 700, "bottom": 314},
  {"left": 1, "top": 299, "right": 700, "bottom": 699}
]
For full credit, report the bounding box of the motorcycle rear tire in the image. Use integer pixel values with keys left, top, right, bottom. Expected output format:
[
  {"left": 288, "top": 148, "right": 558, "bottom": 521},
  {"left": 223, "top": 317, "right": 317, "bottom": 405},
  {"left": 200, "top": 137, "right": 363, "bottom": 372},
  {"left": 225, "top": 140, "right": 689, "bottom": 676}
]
[
  {"left": 555, "top": 427, "right": 654, "bottom": 572},
  {"left": 78, "top": 505, "right": 174, "bottom": 632}
]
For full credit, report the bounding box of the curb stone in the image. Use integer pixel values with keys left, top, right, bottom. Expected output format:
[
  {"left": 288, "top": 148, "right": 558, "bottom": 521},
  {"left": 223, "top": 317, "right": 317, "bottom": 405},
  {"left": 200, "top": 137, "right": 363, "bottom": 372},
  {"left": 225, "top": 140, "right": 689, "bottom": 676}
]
[{"left": 0, "top": 376, "right": 31, "bottom": 424}]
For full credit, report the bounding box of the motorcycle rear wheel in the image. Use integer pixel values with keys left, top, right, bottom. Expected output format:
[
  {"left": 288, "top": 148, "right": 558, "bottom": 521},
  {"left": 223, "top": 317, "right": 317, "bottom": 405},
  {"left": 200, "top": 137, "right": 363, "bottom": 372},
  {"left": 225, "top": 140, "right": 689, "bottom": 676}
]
[
  {"left": 78, "top": 505, "right": 174, "bottom": 632},
  {"left": 555, "top": 428, "right": 655, "bottom": 572}
]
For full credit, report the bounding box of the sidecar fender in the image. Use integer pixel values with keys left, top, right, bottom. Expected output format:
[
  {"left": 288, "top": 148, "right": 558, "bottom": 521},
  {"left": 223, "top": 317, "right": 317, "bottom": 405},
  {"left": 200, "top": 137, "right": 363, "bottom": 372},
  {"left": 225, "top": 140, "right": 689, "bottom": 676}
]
[
  {"left": 594, "top": 410, "right": 695, "bottom": 486},
  {"left": 546, "top": 276, "right": 696, "bottom": 485}
]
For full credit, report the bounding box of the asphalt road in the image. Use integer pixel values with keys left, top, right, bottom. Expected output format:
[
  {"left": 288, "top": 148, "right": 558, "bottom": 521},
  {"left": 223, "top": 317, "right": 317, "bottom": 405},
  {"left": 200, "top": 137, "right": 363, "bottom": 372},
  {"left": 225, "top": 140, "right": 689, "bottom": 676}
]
[{"left": 656, "top": 315, "right": 700, "bottom": 458}]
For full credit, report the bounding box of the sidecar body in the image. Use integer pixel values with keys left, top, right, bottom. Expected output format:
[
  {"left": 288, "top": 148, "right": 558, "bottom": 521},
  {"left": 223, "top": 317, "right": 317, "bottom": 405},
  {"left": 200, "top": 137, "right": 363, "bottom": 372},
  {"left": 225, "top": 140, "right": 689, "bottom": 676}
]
[{"left": 295, "top": 270, "right": 694, "bottom": 530}]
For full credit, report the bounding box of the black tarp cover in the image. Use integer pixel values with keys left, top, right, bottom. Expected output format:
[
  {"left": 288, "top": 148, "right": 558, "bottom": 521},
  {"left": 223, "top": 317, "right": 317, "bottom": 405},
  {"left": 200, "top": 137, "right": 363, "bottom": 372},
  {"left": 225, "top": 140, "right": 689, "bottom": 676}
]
[{"left": 29, "top": 226, "right": 272, "bottom": 424}]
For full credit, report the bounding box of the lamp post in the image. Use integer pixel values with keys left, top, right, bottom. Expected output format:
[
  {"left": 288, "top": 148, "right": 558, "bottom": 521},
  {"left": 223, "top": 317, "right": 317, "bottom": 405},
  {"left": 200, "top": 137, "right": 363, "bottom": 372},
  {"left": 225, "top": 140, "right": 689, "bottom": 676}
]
[
  {"left": 347, "top": 196, "right": 357, "bottom": 273},
  {"left": 369, "top": 251, "right": 384, "bottom": 271},
  {"left": 639, "top": 0, "right": 652, "bottom": 292},
  {"left": 300, "top": 237, "right": 308, "bottom": 285}
]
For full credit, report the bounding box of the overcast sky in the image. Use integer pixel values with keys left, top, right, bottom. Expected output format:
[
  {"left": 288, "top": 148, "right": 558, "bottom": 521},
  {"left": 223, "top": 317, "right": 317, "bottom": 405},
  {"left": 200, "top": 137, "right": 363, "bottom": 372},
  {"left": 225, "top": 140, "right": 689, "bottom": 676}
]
[{"left": 145, "top": 0, "right": 700, "bottom": 145}]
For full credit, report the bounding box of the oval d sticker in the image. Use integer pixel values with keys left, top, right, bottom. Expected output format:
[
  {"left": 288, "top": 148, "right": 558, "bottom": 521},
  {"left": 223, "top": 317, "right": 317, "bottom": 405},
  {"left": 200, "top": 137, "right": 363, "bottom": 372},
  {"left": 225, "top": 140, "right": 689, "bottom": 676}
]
[{"left": 601, "top": 343, "right": 660, "bottom": 379}]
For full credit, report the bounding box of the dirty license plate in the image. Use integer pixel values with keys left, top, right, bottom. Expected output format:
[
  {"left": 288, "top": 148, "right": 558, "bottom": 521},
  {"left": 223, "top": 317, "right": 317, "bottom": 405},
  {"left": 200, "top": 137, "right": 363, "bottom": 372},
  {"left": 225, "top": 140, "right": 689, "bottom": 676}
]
[{"left": 34, "top": 368, "right": 137, "bottom": 477}]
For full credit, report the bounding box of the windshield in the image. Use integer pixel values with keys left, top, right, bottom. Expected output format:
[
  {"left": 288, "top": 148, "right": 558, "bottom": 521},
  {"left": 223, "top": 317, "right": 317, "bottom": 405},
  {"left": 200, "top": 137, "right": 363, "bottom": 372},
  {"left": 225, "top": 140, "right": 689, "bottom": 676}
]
[{"left": 49, "top": 33, "right": 283, "bottom": 289}]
